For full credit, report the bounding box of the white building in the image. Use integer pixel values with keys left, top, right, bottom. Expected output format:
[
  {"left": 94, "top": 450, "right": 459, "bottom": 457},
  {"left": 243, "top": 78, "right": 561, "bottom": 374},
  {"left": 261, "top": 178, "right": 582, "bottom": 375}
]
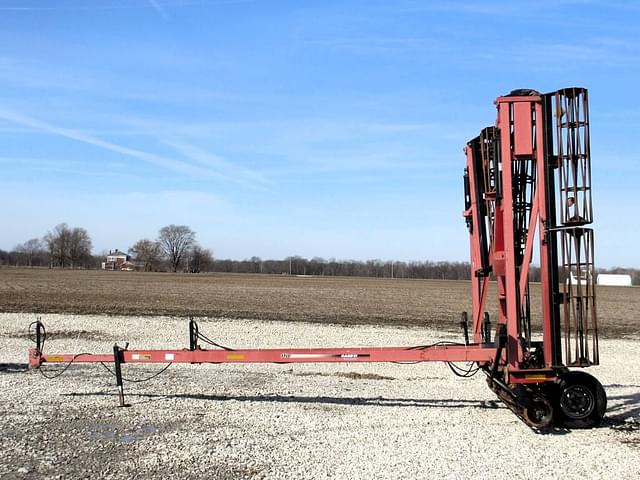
[
  {"left": 596, "top": 274, "right": 632, "bottom": 287},
  {"left": 101, "top": 249, "right": 131, "bottom": 270}
]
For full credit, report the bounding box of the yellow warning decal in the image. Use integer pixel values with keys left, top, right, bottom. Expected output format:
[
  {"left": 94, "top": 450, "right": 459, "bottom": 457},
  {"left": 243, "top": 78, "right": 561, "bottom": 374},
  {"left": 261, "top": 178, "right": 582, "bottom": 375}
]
[
  {"left": 131, "top": 354, "right": 152, "bottom": 360},
  {"left": 226, "top": 354, "right": 245, "bottom": 360},
  {"left": 524, "top": 374, "right": 547, "bottom": 381},
  {"left": 46, "top": 356, "right": 65, "bottom": 362}
]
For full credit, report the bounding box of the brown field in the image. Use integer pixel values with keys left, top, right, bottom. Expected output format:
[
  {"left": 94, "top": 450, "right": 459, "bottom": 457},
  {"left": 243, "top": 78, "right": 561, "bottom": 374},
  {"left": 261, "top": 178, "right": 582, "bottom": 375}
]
[{"left": 0, "top": 267, "right": 638, "bottom": 337}]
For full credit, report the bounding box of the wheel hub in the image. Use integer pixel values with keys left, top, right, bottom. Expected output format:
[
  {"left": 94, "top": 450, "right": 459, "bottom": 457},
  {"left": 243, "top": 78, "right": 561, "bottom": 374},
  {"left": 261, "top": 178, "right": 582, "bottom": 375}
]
[
  {"left": 524, "top": 396, "right": 553, "bottom": 429},
  {"left": 559, "top": 384, "right": 595, "bottom": 419}
]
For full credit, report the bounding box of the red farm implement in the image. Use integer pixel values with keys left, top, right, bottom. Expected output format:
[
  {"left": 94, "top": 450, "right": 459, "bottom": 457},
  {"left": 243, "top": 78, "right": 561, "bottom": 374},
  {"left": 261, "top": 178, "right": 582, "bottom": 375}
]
[{"left": 28, "top": 87, "right": 606, "bottom": 431}]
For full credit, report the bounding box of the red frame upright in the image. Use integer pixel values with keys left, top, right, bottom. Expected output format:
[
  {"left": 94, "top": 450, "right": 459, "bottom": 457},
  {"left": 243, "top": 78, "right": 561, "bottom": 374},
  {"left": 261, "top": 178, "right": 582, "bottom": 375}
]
[{"left": 465, "top": 93, "right": 559, "bottom": 373}]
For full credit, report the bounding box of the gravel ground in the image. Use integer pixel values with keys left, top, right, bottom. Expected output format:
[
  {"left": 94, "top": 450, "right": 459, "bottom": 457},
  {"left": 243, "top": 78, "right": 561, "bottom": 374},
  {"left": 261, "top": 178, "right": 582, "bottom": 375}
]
[{"left": 1, "top": 313, "right": 639, "bottom": 479}]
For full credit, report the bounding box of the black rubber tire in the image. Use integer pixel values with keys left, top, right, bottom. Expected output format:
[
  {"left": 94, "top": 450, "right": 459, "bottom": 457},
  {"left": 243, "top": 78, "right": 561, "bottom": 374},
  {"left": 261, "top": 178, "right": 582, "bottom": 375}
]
[{"left": 553, "top": 371, "right": 607, "bottom": 429}]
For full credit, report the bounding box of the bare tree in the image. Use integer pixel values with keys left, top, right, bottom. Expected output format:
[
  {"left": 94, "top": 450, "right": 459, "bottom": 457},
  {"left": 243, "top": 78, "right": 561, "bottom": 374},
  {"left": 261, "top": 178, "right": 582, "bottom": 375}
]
[
  {"left": 157, "top": 225, "right": 196, "bottom": 272},
  {"left": 130, "top": 239, "right": 162, "bottom": 271},
  {"left": 43, "top": 223, "right": 71, "bottom": 268},
  {"left": 69, "top": 227, "right": 92, "bottom": 268},
  {"left": 42, "top": 223, "right": 93, "bottom": 268},
  {"left": 186, "top": 245, "right": 214, "bottom": 273},
  {"left": 249, "top": 256, "right": 262, "bottom": 273},
  {"left": 14, "top": 238, "right": 45, "bottom": 267}
]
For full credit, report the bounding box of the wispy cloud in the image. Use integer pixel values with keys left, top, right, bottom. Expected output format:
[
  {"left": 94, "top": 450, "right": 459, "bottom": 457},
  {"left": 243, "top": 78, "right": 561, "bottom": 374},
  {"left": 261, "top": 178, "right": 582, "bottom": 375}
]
[
  {"left": 306, "top": 36, "right": 446, "bottom": 55},
  {"left": 307, "top": 31, "right": 640, "bottom": 70},
  {"left": 0, "top": 55, "right": 241, "bottom": 105},
  {"left": 147, "top": 0, "right": 169, "bottom": 20},
  {"left": 0, "top": 155, "right": 135, "bottom": 179},
  {"left": 485, "top": 41, "right": 640, "bottom": 70},
  {"left": 0, "top": 0, "right": 257, "bottom": 12},
  {"left": 0, "top": 108, "right": 205, "bottom": 175},
  {"left": 111, "top": 116, "right": 462, "bottom": 180},
  {"left": 163, "top": 141, "right": 271, "bottom": 188},
  {"left": 0, "top": 108, "right": 264, "bottom": 187},
  {"left": 392, "top": 0, "right": 598, "bottom": 17}
]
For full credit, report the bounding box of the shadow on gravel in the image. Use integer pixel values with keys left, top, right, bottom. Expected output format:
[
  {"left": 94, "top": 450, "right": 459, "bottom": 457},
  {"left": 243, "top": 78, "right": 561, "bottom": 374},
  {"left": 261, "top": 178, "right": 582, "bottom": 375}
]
[
  {"left": 600, "top": 385, "right": 640, "bottom": 446},
  {"left": 605, "top": 390, "right": 640, "bottom": 425},
  {"left": 604, "top": 386, "right": 640, "bottom": 416},
  {"left": 293, "top": 371, "right": 396, "bottom": 380},
  {"left": 0, "top": 362, "right": 28, "bottom": 373},
  {"left": 63, "top": 390, "right": 504, "bottom": 410}
]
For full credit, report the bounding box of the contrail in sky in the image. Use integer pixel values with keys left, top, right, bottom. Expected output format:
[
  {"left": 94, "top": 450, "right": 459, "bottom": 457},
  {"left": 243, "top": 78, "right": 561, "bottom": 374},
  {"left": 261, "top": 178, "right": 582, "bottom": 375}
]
[
  {"left": 147, "top": 0, "right": 170, "bottom": 20},
  {"left": 0, "top": 108, "right": 260, "bottom": 187}
]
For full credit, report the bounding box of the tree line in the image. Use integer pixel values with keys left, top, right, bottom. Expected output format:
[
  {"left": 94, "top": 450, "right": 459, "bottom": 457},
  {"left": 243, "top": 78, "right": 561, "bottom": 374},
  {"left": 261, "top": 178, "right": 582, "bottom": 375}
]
[
  {"left": 8, "top": 223, "right": 93, "bottom": 269},
  {"left": 1, "top": 223, "right": 638, "bottom": 283},
  {"left": 212, "top": 256, "right": 474, "bottom": 280},
  {"left": 1, "top": 223, "right": 213, "bottom": 273}
]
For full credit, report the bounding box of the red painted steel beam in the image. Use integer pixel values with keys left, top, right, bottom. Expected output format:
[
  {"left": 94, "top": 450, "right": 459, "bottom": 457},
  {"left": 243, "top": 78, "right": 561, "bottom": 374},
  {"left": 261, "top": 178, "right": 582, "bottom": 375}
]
[
  {"left": 496, "top": 97, "right": 522, "bottom": 368},
  {"left": 464, "top": 143, "right": 487, "bottom": 343},
  {"left": 30, "top": 344, "right": 498, "bottom": 368},
  {"left": 532, "top": 99, "right": 557, "bottom": 368}
]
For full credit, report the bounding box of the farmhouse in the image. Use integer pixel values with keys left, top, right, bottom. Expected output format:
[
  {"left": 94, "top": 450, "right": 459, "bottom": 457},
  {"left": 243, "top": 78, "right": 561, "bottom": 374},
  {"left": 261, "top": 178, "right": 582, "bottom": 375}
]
[
  {"left": 597, "top": 274, "right": 632, "bottom": 287},
  {"left": 101, "top": 249, "right": 130, "bottom": 270}
]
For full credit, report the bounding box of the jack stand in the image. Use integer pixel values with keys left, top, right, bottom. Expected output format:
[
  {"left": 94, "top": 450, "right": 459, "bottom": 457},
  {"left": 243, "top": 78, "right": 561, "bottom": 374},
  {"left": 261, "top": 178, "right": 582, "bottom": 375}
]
[
  {"left": 35, "top": 319, "right": 43, "bottom": 353},
  {"left": 113, "top": 344, "right": 130, "bottom": 407}
]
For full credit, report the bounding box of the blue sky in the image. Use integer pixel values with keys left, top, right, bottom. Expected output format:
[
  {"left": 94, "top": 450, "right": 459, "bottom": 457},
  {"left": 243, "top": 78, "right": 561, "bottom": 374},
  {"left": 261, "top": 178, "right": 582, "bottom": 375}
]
[{"left": 1, "top": 0, "right": 639, "bottom": 267}]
